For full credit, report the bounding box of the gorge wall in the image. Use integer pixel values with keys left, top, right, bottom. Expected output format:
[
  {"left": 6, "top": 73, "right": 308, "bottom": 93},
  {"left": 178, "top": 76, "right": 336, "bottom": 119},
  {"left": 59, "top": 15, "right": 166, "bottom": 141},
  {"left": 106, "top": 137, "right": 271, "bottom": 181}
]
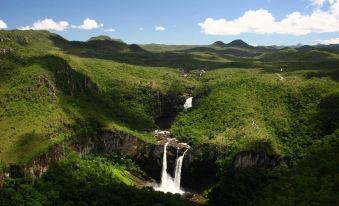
[
  {"left": 0, "top": 130, "right": 214, "bottom": 190},
  {"left": 0, "top": 130, "right": 280, "bottom": 192}
]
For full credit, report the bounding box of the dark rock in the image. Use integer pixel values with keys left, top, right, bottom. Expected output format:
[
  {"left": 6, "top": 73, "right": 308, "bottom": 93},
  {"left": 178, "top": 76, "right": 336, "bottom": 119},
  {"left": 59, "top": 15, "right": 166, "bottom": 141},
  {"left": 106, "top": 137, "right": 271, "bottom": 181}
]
[
  {"left": 0, "top": 130, "right": 216, "bottom": 193},
  {"left": 0, "top": 143, "right": 65, "bottom": 184},
  {"left": 181, "top": 145, "right": 218, "bottom": 192},
  {"left": 73, "top": 131, "right": 191, "bottom": 183},
  {"left": 233, "top": 151, "right": 281, "bottom": 168}
]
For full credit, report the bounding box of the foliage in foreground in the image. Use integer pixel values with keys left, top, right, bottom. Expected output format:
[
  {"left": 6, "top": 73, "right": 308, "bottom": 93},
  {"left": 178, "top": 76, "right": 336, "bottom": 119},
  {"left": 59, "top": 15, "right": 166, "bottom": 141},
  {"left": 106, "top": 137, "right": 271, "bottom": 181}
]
[
  {"left": 208, "top": 131, "right": 339, "bottom": 206},
  {"left": 0, "top": 154, "right": 195, "bottom": 206}
]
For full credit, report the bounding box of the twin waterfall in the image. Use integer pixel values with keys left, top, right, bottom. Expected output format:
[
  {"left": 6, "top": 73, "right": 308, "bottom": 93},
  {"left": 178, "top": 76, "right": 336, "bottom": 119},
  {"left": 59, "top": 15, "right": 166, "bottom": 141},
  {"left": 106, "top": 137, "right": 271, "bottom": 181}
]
[
  {"left": 155, "top": 142, "right": 189, "bottom": 194},
  {"left": 154, "top": 96, "right": 192, "bottom": 194}
]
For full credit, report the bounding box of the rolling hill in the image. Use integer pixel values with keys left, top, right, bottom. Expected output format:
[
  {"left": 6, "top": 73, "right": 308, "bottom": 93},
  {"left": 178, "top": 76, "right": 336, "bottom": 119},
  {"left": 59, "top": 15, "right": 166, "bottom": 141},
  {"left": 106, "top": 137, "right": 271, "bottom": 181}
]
[{"left": 0, "top": 30, "right": 338, "bottom": 206}]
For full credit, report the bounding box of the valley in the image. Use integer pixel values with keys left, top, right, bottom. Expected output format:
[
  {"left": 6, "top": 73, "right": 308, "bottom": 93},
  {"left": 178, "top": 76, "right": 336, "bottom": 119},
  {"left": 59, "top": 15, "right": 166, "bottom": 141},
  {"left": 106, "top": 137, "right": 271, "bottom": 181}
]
[{"left": 0, "top": 30, "right": 338, "bottom": 206}]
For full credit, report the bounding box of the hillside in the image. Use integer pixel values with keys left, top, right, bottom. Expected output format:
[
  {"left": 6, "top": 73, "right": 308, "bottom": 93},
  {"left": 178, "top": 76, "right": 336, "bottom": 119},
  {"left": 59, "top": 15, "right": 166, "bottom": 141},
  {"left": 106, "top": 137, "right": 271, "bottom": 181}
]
[
  {"left": 0, "top": 30, "right": 338, "bottom": 206},
  {"left": 0, "top": 30, "right": 198, "bottom": 165}
]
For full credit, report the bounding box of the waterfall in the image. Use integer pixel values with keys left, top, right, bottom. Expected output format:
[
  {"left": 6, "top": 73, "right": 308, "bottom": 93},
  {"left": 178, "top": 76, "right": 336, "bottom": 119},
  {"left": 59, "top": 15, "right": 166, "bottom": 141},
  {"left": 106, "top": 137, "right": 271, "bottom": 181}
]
[
  {"left": 184, "top": 97, "right": 193, "bottom": 111},
  {"left": 160, "top": 142, "right": 170, "bottom": 188},
  {"left": 174, "top": 148, "right": 188, "bottom": 188},
  {"left": 155, "top": 142, "right": 188, "bottom": 194}
]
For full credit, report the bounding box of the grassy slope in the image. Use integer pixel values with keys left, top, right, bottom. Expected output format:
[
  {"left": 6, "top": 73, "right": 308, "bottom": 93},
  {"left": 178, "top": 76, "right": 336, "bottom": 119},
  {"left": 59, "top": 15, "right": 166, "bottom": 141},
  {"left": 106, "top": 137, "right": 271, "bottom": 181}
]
[
  {"left": 1, "top": 30, "right": 339, "bottom": 166},
  {"left": 171, "top": 68, "right": 339, "bottom": 159},
  {"left": 140, "top": 44, "right": 199, "bottom": 52},
  {"left": 0, "top": 30, "right": 198, "bottom": 165},
  {"left": 1, "top": 30, "right": 339, "bottom": 205},
  {"left": 173, "top": 69, "right": 338, "bottom": 205}
]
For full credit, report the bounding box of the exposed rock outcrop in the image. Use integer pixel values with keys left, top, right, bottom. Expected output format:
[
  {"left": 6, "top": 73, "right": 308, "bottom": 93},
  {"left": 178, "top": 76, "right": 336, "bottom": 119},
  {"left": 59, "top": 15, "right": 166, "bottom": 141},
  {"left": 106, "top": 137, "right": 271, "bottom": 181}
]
[
  {"left": 233, "top": 151, "right": 281, "bottom": 168},
  {"left": 73, "top": 131, "right": 192, "bottom": 182},
  {"left": 0, "top": 130, "right": 217, "bottom": 193},
  {"left": 0, "top": 143, "right": 65, "bottom": 185},
  {"left": 181, "top": 145, "right": 218, "bottom": 192},
  {"left": 0, "top": 48, "right": 14, "bottom": 54}
]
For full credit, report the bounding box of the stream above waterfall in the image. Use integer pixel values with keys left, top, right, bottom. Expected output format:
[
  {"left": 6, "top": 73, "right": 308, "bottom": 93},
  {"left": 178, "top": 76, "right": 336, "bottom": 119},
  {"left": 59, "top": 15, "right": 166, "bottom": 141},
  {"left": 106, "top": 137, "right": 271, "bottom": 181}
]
[{"left": 155, "top": 96, "right": 193, "bottom": 130}]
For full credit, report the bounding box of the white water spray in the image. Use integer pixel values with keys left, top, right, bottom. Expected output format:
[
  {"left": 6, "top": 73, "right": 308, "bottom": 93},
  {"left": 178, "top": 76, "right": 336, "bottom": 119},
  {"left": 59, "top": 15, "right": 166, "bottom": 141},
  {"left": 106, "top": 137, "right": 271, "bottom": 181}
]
[
  {"left": 184, "top": 97, "right": 193, "bottom": 111},
  {"left": 155, "top": 142, "right": 189, "bottom": 194},
  {"left": 174, "top": 148, "right": 188, "bottom": 188},
  {"left": 160, "top": 142, "right": 170, "bottom": 188}
]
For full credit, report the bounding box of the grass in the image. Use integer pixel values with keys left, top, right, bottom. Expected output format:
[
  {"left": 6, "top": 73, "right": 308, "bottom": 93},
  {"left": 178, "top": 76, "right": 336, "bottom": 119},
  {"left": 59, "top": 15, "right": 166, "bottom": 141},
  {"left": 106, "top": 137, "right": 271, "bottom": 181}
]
[
  {"left": 1, "top": 30, "right": 339, "bottom": 206},
  {"left": 171, "top": 68, "right": 339, "bottom": 160},
  {"left": 0, "top": 60, "right": 75, "bottom": 164},
  {"left": 1, "top": 29, "right": 339, "bottom": 167},
  {"left": 0, "top": 30, "right": 198, "bottom": 165}
]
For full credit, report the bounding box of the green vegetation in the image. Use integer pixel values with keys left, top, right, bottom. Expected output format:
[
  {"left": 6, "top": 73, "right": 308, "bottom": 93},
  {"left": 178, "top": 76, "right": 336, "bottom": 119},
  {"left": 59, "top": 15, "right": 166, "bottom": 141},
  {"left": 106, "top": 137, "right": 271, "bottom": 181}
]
[
  {"left": 0, "top": 30, "right": 197, "bottom": 165},
  {"left": 171, "top": 69, "right": 338, "bottom": 205},
  {"left": 208, "top": 132, "right": 338, "bottom": 206},
  {"left": 1, "top": 30, "right": 338, "bottom": 205},
  {"left": 172, "top": 69, "right": 338, "bottom": 160},
  {"left": 253, "top": 132, "right": 338, "bottom": 206},
  {"left": 0, "top": 154, "right": 195, "bottom": 206}
]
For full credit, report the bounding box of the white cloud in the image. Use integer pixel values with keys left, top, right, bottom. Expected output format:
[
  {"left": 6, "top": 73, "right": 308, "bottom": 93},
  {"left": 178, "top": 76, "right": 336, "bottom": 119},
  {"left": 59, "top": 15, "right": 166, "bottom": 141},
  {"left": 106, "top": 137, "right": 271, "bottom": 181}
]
[
  {"left": 316, "top": 37, "right": 339, "bottom": 44},
  {"left": 103, "top": 28, "right": 115, "bottom": 32},
  {"left": 18, "top": 18, "right": 69, "bottom": 31},
  {"left": 198, "top": 0, "right": 339, "bottom": 35},
  {"left": 139, "top": 27, "right": 144, "bottom": 31},
  {"left": 155, "top": 26, "right": 165, "bottom": 31},
  {"left": 310, "top": 0, "right": 336, "bottom": 6},
  {"left": 19, "top": 26, "right": 31, "bottom": 30},
  {"left": 0, "top": 20, "right": 7, "bottom": 29},
  {"left": 78, "top": 18, "right": 103, "bottom": 30},
  {"left": 310, "top": 0, "right": 327, "bottom": 6}
]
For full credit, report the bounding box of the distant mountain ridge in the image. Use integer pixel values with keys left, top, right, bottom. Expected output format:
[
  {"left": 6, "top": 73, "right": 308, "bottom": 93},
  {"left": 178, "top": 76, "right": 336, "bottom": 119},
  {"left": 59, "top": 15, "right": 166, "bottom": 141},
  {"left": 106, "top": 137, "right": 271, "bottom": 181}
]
[
  {"left": 2, "top": 30, "right": 338, "bottom": 70},
  {"left": 212, "top": 41, "right": 226, "bottom": 47},
  {"left": 87, "top": 35, "right": 124, "bottom": 43},
  {"left": 226, "top": 39, "right": 253, "bottom": 48},
  {"left": 211, "top": 40, "right": 253, "bottom": 48},
  {"left": 83, "top": 35, "right": 339, "bottom": 54}
]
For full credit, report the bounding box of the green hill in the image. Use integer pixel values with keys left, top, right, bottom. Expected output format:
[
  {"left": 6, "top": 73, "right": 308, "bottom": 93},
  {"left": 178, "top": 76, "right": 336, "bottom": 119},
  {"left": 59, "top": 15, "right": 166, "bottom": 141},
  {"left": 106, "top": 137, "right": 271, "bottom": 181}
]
[
  {"left": 87, "top": 35, "right": 124, "bottom": 43},
  {"left": 226, "top": 39, "right": 253, "bottom": 48},
  {"left": 0, "top": 30, "right": 198, "bottom": 165},
  {"left": 0, "top": 30, "right": 338, "bottom": 206}
]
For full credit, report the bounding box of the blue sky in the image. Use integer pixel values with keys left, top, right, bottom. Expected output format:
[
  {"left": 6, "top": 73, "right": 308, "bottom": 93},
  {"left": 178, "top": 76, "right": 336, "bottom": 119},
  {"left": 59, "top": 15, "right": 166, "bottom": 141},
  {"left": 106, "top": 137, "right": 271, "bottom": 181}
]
[{"left": 1, "top": 0, "right": 339, "bottom": 45}]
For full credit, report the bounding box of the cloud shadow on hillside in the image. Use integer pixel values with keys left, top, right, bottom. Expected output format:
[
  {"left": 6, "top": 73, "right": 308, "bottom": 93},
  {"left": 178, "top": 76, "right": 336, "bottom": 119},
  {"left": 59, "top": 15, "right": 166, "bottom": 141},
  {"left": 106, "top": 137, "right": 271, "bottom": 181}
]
[
  {"left": 24, "top": 54, "right": 154, "bottom": 132},
  {"left": 49, "top": 35, "right": 257, "bottom": 70}
]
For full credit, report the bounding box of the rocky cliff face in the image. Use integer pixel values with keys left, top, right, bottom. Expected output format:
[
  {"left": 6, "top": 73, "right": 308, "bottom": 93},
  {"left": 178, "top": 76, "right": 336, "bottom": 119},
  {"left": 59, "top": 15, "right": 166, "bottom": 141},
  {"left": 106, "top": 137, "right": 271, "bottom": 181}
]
[
  {"left": 181, "top": 145, "right": 219, "bottom": 192},
  {"left": 73, "top": 131, "right": 196, "bottom": 183},
  {"left": 0, "top": 143, "right": 65, "bottom": 185},
  {"left": 233, "top": 151, "right": 281, "bottom": 168},
  {"left": 73, "top": 131, "right": 166, "bottom": 181},
  {"left": 0, "top": 130, "right": 281, "bottom": 192},
  {"left": 1, "top": 130, "right": 219, "bottom": 194},
  {"left": 0, "top": 131, "right": 154, "bottom": 184}
]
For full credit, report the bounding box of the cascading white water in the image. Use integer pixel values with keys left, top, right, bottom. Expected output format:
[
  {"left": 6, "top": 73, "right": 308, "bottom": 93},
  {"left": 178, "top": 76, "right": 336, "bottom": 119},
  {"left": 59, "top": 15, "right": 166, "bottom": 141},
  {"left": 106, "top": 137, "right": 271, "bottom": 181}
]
[
  {"left": 160, "top": 142, "right": 170, "bottom": 188},
  {"left": 155, "top": 142, "right": 188, "bottom": 194},
  {"left": 174, "top": 148, "right": 188, "bottom": 188},
  {"left": 184, "top": 97, "right": 193, "bottom": 111}
]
